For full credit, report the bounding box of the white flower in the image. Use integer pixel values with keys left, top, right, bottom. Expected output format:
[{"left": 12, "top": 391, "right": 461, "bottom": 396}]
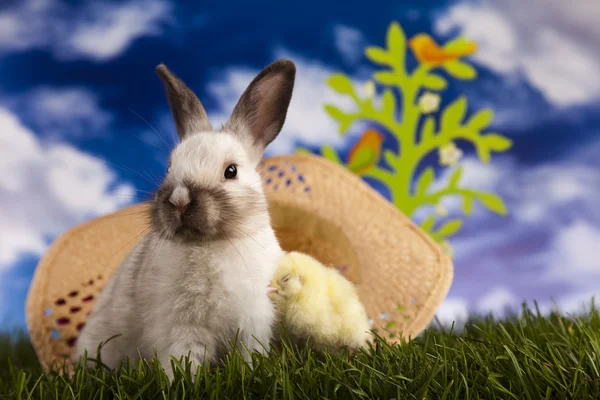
[
  {"left": 438, "top": 142, "right": 463, "bottom": 166},
  {"left": 363, "top": 80, "right": 375, "bottom": 98},
  {"left": 435, "top": 203, "right": 448, "bottom": 217},
  {"left": 418, "top": 91, "right": 441, "bottom": 114},
  {"left": 368, "top": 319, "right": 375, "bottom": 326}
]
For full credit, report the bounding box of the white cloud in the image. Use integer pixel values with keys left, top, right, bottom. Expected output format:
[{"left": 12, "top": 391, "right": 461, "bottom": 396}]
[
  {"left": 455, "top": 157, "right": 507, "bottom": 190},
  {"left": 0, "top": 0, "right": 173, "bottom": 61},
  {"left": 426, "top": 139, "right": 600, "bottom": 321},
  {"left": 0, "top": 0, "right": 54, "bottom": 52},
  {"left": 66, "top": 0, "right": 173, "bottom": 61},
  {"left": 544, "top": 221, "right": 600, "bottom": 285},
  {"left": 435, "top": 0, "right": 600, "bottom": 107},
  {"left": 424, "top": 152, "right": 600, "bottom": 226},
  {"left": 5, "top": 87, "right": 113, "bottom": 138},
  {"left": 206, "top": 49, "right": 361, "bottom": 156},
  {"left": 413, "top": 156, "right": 512, "bottom": 223},
  {"left": 477, "top": 287, "right": 519, "bottom": 315},
  {"left": 512, "top": 165, "right": 597, "bottom": 224},
  {"left": 434, "top": 297, "right": 470, "bottom": 327},
  {"left": 433, "top": 288, "right": 600, "bottom": 328},
  {"left": 333, "top": 24, "right": 366, "bottom": 65},
  {"left": 550, "top": 291, "right": 600, "bottom": 317},
  {"left": 0, "top": 107, "right": 135, "bottom": 267}
]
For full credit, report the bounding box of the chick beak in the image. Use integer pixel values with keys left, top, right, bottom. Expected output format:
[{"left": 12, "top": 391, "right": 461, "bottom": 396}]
[{"left": 267, "top": 285, "right": 278, "bottom": 293}]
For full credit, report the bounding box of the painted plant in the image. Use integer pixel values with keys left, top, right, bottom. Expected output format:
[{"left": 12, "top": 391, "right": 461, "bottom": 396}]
[{"left": 297, "top": 21, "right": 512, "bottom": 256}]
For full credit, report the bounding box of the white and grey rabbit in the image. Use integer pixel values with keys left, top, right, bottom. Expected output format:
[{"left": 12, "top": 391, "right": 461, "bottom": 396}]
[{"left": 74, "top": 59, "right": 296, "bottom": 379}]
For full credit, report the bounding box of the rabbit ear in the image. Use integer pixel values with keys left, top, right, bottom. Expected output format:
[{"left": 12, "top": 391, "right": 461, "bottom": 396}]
[
  {"left": 225, "top": 59, "right": 296, "bottom": 162},
  {"left": 156, "top": 64, "right": 213, "bottom": 141}
]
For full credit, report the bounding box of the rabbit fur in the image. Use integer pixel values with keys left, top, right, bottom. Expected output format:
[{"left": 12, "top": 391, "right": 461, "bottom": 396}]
[{"left": 74, "top": 60, "right": 296, "bottom": 380}]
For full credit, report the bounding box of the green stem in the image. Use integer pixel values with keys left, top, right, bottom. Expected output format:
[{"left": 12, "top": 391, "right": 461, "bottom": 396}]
[
  {"left": 362, "top": 167, "right": 395, "bottom": 185},
  {"left": 405, "top": 187, "right": 478, "bottom": 216},
  {"left": 360, "top": 167, "right": 401, "bottom": 203},
  {"left": 388, "top": 168, "right": 413, "bottom": 210},
  {"left": 398, "top": 65, "right": 431, "bottom": 148},
  {"left": 415, "top": 127, "right": 477, "bottom": 162},
  {"left": 396, "top": 127, "right": 480, "bottom": 210},
  {"left": 356, "top": 100, "right": 402, "bottom": 137},
  {"left": 385, "top": 65, "right": 432, "bottom": 215}
]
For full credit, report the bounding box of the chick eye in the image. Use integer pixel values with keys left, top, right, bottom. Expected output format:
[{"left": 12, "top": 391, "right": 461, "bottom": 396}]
[
  {"left": 224, "top": 164, "right": 237, "bottom": 179},
  {"left": 280, "top": 274, "right": 291, "bottom": 283}
]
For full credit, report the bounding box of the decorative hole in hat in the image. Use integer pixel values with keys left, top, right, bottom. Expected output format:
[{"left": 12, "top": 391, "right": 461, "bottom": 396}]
[{"left": 26, "top": 153, "right": 453, "bottom": 372}]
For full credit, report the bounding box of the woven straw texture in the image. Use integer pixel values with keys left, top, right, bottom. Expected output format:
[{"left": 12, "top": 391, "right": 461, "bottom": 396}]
[{"left": 26, "top": 153, "right": 453, "bottom": 372}]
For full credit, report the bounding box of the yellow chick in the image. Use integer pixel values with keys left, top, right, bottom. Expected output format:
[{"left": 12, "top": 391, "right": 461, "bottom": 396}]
[{"left": 268, "top": 252, "right": 371, "bottom": 353}]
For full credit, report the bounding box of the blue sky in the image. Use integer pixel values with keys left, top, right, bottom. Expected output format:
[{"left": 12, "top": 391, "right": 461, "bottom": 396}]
[{"left": 0, "top": 0, "right": 599, "bottom": 328}]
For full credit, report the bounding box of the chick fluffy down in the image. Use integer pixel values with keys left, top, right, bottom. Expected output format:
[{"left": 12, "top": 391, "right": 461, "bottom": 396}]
[{"left": 269, "top": 251, "right": 371, "bottom": 352}]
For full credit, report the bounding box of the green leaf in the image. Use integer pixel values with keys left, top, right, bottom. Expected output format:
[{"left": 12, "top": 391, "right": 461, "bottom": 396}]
[
  {"left": 321, "top": 145, "right": 343, "bottom": 164},
  {"left": 420, "top": 214, "right": 436, "bottom": 232},
  {"left": 475, "top": 145, "right": 491, "bottom": 163},
  {"left": 463, "top": 196, "right": 473, "bottom": 215},
  {"left": 323, "top": 104, "right": 347, "bottom": 121},
  {"left": 468, "top": 108, "right": 494, "bottom": 131},
  {"left": 327, "top": 73, "right": 356, "bottom": 96},
  {"left": 381, "top": 89, "right": 396, "bottom": 117},
  {"left": 422, "top": 74, "right": 448, "bottom": 90},
  {"left": 443, "top": 60, "right": 477, "bottom": 80},
  {"left": 365, "top": 46, "right": 390, "bottom": 65},
  {"left": 373, "top": 71, "right": 400, "bottom": 85},
  {"left": 484, "top": 134, "right": 513, "bottom": 152},
  {"left": 415, "top": 167, "right": 435, "bottom": 196},
  {"left": 476, "top": 193, "right": 508, "bottom": 215},
  {"left": 324, "top": 104, "right": 353, "bottom": 134},
  {"left": 441, "top": 96, "right": 468, "bottom": 131},
  {"left": 386, "top": 22, "right": 406, "bottom": 66},
  {"left": 338, "top": 119, "right": 353, "bottom": 135},
  {"left": 448, "top": 167, "right": 462, "bottom": 188},
  {"left": 383, "top": 150, "right": 398, "bottom": 170},
  {"left": 420, "top": 117, "right": 436, "bottom": 144},
  {"left": 434, "top": 219, "right": 463, "bottom": 238},
  {"left": 396, "top": 305, "right": 405, "bottom": 312}
]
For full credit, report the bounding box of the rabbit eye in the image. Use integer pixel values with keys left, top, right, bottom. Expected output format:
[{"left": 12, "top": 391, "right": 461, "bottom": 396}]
[
  {"left": 224, "top": 164, "right": 237, "bottom": 180},
  {"left": 167, "top": 160, "right": 172, "bottom": 173}
]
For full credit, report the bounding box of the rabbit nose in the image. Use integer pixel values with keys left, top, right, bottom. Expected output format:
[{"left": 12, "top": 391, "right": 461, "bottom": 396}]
[
  {"left": 171, "top": 200, "right": 188, "bottom": 213},
  {"left": 168, "top": 186, "right": 190, "bottom": 213}
]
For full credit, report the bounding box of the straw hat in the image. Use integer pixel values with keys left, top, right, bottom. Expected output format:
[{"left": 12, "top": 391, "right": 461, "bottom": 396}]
[{"left": 25, "top": 152, "right": 453, "bottom": 372}]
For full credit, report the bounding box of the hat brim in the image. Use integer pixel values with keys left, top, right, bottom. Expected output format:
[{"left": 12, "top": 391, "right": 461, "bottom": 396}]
[{"left": 26, "top": 153, "right": 453, "bottom": 371}]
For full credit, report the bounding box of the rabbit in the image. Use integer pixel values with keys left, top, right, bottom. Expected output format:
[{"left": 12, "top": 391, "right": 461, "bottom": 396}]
[{"left": 73, "top": 59, "right": 296, "bottom": 380}]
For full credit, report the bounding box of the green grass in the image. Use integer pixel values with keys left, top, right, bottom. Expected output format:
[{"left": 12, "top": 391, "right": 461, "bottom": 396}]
[{"left": 3, "top": 303, "right": 600, "bottom": 399}]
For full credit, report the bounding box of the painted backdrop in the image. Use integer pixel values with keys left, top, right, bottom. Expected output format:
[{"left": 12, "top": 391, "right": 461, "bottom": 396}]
[{"left": 0, "top": 0, "right": 599, "bottom": 328}]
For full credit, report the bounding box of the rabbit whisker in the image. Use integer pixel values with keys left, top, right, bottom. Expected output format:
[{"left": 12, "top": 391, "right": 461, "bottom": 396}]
[
  {"left": 110, "top": 227, "right": 151, "bottom": 259},
  {"left": 133, "top": 133, "right": 167, "bottom": 152},
  {"left": 221, "top": 221, "right": 266, "bottom": 250},
  {"left": 101, "top": 211, "right": 151, "bottom": 221},
  {"left": 128, "top": 108, "right": 173, "bottom": 152},
  {"left": 104, "top": 160, "right": 161, "bottom": 188},
  {"left": 220, "top": 229, "right": 256, "bottom": 300}
]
